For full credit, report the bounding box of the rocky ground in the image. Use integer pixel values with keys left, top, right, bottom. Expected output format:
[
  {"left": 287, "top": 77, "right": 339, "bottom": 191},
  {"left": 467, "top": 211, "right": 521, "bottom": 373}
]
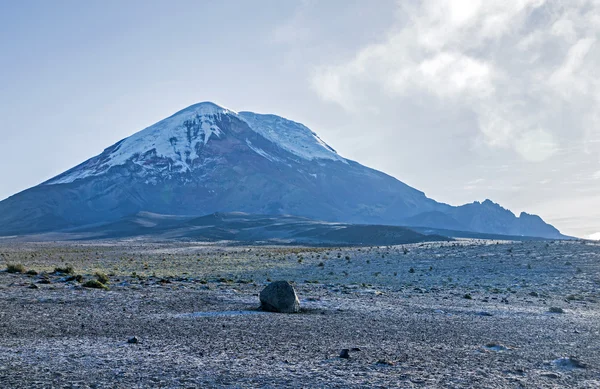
[{"left": 0, "top": 239, "right": 599, "bottom": 388}]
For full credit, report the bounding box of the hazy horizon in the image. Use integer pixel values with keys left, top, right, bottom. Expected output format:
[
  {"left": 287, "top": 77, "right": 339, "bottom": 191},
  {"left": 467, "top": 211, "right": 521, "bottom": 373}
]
[{"left": 1, "top": 0, "right": 598, "bottom": 238}]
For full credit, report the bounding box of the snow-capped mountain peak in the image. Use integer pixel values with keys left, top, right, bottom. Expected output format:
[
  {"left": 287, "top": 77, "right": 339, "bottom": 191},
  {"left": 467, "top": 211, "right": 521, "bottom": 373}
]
[
  {"left": 1, "top": 101, "right": 566, "bottom": 240},
  {"left": 45, "top": 102, "right": 345, "bottom": 185}
]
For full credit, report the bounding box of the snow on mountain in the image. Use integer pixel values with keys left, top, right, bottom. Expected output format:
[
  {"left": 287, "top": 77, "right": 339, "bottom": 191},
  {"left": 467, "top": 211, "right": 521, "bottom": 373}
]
[
  {"left": 46, "top": 102, "right": 344, "bottom": 185},
  {"left": 238, "top": 111, "right": 345, "bottom": 162}
]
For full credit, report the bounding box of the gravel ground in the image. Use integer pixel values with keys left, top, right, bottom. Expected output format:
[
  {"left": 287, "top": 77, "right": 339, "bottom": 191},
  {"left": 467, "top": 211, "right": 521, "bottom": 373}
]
[{"left": 0, "top": 239, "right": 599, "bottom": 388}]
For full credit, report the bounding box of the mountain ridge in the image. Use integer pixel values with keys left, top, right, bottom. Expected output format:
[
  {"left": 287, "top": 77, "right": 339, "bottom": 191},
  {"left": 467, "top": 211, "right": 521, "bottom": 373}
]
[{"left": 0, "top": 102, "right": 567, "bottom": 240}]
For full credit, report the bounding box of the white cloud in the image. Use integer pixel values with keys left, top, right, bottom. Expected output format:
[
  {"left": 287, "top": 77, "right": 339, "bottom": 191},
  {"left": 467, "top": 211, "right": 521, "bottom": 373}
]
[
  {"left": 310, "top": 0, "right": 600, "bottom": 162},
  {"left": 587, "top": 232, "right": 600, "bottom": 241}
]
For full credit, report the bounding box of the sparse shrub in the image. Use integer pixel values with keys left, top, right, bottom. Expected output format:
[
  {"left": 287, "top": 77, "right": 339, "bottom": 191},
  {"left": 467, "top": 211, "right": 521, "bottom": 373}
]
[
  {"left": 54, "top": 266, "right": 74, "bottom": 275},
  {"left": 6, "top": 263, "right": 25, "bottom": 273},
  {"left": 408, "top": 267, "right": 415, "bottom": 273},
  {"left": 464, "top": 293, "right": 473, "bottom": 300},
  {"left": 95, "top": 272, "right": 109, "bottom": 284},
  {"left": 64, "top": 274, "right": 83, "bottom": 283},
  {"left": 82, "top": 279, "right": 108, "bottom": 290},
  {"left": 26, "top": 269, "right": 38, "bottom": 276},
  {"left": 317, "top": 262, "right": 324, "bottom": 267}
]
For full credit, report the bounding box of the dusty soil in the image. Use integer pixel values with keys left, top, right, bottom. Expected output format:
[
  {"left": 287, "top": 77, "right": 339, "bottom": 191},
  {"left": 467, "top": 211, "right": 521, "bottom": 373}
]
[{"left": 0, "top": 239, "right": 599, "bottom": 388}]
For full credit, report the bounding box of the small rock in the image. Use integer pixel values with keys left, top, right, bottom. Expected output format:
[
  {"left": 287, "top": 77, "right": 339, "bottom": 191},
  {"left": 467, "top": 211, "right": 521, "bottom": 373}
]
[
  {"left": 127, "top": 336, "right": 139, "bottom": 344},
  {"left": 376, "top": 359, "right": 394, "bottom": 366},
  {"left": 484, "top": 343, "right": 511, "bottom": 352},
  {"left": 27, "top": 283, "right": 39, "bottom": 289},
  {"left": 339, "top": 349, "right": 350, "bottom": 359},
  {"left": 477, "top": 311, "right": 493, "bottom": 317},
  {"left": 541, "top": 372, "right": 561, "bottom": 379},
  {"left": 351, "top": 347, "right": 361, "bottom": 352},
  {"left": 552, "top": 356, "right": 586, "bottom": 369},
  {"left": 259, "top": 281, "right": 300, "bottom": 313},
  {"left": 548, "top": 307, "right": 565, "bottom": 314}
]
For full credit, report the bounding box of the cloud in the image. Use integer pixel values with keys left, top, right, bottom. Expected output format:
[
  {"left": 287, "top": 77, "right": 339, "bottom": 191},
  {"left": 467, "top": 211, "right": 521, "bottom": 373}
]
[
  {"left": 587, "top": 232, "right": 600, "bottom": 241},
  {"left": 310, "top": 0, "right": 600, "bottom": 162}
]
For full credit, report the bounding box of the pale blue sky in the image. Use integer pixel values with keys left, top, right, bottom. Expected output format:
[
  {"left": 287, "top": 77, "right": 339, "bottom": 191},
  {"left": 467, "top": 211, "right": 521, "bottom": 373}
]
[{"left": 1, "top": 0, "right": 599, "bottom": 238}]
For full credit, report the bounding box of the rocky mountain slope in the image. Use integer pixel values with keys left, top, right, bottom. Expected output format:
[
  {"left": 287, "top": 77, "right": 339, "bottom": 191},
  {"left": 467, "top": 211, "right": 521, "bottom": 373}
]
[{"left": 0, "top": 102, "right": 566, "bottom": 239}]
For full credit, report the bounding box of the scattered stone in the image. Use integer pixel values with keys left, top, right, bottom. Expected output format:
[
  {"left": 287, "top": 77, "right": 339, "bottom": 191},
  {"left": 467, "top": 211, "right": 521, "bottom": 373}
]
[
  {"left": 27, "top": 283, "right": 39, "bottom": 289},
  {"left": 259, "top": 281, "right": 300, "bottom": 313},
  {"left": 484, "top": 343, "right": 511, "bottom": 352},
  {"left": 552, "top": 357, "right": 586, "bottom": 370},
  {"left": 541, "top": 372, "right": 561, "bottom": 379},
  {"left": 376, "top": 359, "right": 394, "bottom": 366},
  {"left": 339, "top": 349, "right": 350, "bottom": 359},
  {"left": 548, "top": 307, "right": 565, "bottom": 314},
  {"left": 463, "top": 293, "right": 473, "bottom": 300},
  {"left": 127, "top": 336, "right": 139, "bottom": 344},
  {"left": 529, "top": 291, "right": 539, "bottom": 297},
  {"left": 351, "top": 347, "right": 361, "bottom": 352},
  {"left": 477, "top": 311, "right": 493, "bottom": 317}
]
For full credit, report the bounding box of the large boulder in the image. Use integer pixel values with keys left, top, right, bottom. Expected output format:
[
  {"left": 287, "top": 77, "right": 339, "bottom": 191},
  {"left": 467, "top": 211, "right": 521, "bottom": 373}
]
[{"left": 259, "top": 281, "right": 300, "bottom": 313}]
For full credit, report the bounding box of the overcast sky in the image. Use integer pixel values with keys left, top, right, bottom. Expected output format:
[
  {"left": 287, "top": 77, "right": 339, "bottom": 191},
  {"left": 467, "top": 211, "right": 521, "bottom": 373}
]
[{"left": 1, "top": 0, "right": 598, "bottom": 238}]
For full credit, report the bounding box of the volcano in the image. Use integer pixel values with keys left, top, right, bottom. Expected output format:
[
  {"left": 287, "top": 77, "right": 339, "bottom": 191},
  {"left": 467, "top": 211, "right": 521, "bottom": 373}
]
[{"left": 0, "top": 102, "right": 565, "bottom": 239}]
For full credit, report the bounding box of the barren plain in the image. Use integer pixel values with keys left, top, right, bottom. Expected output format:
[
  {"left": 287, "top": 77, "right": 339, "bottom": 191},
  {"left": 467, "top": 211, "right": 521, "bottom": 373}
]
[{"left": 0, "top": 239, "right": 599, "bottom": 388}]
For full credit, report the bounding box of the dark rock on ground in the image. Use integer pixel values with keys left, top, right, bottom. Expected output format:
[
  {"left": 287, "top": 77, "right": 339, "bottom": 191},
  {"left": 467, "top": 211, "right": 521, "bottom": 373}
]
[{"left": 259, "top": 281, "right": 300, "bottom": 313}]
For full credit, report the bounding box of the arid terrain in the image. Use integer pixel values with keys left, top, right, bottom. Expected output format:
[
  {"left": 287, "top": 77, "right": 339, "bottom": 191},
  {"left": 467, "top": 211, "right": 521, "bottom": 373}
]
[{"left": 1, "top": 239, "right": 599, "bottom": 388}]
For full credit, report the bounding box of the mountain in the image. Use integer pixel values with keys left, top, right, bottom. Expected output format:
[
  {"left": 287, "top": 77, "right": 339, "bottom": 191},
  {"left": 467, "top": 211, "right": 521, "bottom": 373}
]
[{"left": 0, "top": 102, "right": 566, "bottom": 239}]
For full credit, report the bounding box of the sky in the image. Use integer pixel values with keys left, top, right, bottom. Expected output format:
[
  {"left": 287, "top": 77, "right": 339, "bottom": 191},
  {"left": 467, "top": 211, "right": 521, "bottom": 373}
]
[{"left": 0, "top": 0, "right": 598, "bottom": 238}]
